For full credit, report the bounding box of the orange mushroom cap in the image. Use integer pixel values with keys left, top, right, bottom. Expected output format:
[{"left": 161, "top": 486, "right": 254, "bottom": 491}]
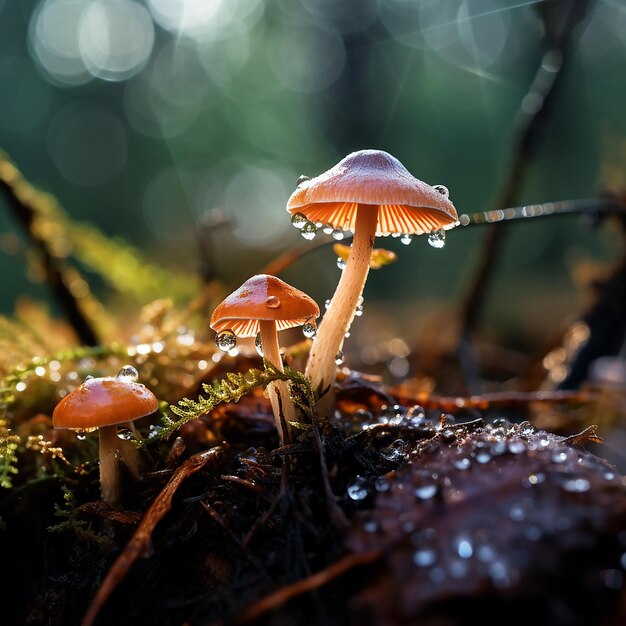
[
  {"left": 52, "top": 377, "right": 158, "bottom": 430},
  {"left": 210, "top": 274, "right": 320, "bottom": 338},
  {"left": 287, "top": 149, "right": 458, "bottom": 234}
]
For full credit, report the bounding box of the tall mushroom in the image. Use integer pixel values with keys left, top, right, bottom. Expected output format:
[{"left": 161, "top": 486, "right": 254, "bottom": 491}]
[
  {"left": 287, "top": 150, "right": 458, "bottom": 413},
  {"left": 52, "top": 366, "right": 158, "bottom": 507},
  {"left": 210, "top": 274, "right": 319, "bottom": 443}
]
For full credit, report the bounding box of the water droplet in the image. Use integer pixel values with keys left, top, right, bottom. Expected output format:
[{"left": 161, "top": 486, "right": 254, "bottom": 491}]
[
  {"left": 148, "top": 424, "right": 162, "bottom": 439},
  {"left": 523, "top": 472, "right": 546, "bottom": 487},
  {"left": 291, "top": 212, "right": 307, "bottom": 229},
  {"left": 491, "top": 417, "right": 511, "bottom": 428},
  {"left": 302, "top": 321, "right": 317, "bottom": 339},
  {"left": 374, "top": 476, "right": 390, "bottom": 492},
  {"left": 414, "top": 484, "right": 438, "bottom": 500},
  {"left": 296, "top": 175, "right": 310, "bottom": 186},
  {"left": 428, "top": 229, "right": 446, "bottom": 249},
  {"left": 255, "top": 333, "right": 264, "bottom": 357},
  {"left": 117, "top": 429, "right": 133, "bottom": 441},
  {"left": 509, "top": 504, "right": 526, "bottom": 522},
  {"left": 76, "top": 433, "right": 87, "bottom": 441},
  {"left": 476, "top": 545, "right": 496, "bottom": 562},
  {"left": 332, "top": 229, "right": 344, "bottom": 240},
  {"left": 562, "top": 477, "right": 591, "bottom": 493},
  {"left": 266, "top": 296, "right": 280, "bottom": 309},
  {"left": 552, "top": 450, "right": 568, "bottom": 464},
  {"left": 354, "top": 303, "right": 364, "bottom": 316},
  {"left": 116, "top": 365, "right": 139, "bottom": 382},
  {"left": 519, "top": 420, "right": 535, "bottom": 435},
  {"left": 508, "top": 440, "right": 526, "bottom": 454},
  {"left": 324, "top": 299, "right": 331, "bottom": 309},
  {"left": 347, "top": 476, "right": 369, "bottom": 501},
  {"left": 433, "top": 184, "right": 449, "bottom": 198},
  {"left": 413, "top": 549, "right": 437, "bottom": 567},
  {"left": 473, "top": 444, "right": 491, "bottom": 464},
  {"left": 84, "top": 375, "right": 95, "bottom": 381},
  {"left": 216, "top": 330, "right": 237, "bottom": 352},
  {"left": 456, "top": 537, "right": 473, "bottom": 559},
  {"left": 490, "top": 441, "right": 508, "bottom": 456},
  {"left": 336, "top": 256, "right": 346, "bottom": 270},
  {"left": 335, "top": 351, "right": 344, "bottom": 365},
  {"left": 400, "top": 233, "right": 413, "bottom": 245},
  {"left": 301, "top": 221, "right": 317, "bottom": 240},
  {"left": 322, "top": 224, "right": 334, "bottom": 235},
  {"left": 362, "top": 518, "right": 378, "bottom": 533},
  {"left": 453, "top": 457, "right": 471, "bottom": 471}
]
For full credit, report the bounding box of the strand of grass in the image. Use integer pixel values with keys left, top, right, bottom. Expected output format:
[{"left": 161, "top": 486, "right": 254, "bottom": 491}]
[
  {"left": 0, "top": 154, "right": 100, "bottom": 346},
  {"left": 81, "top": 446, "right": 225, "bottom": 626},
  {"left": 0, "top": 344, "right": 127, "bottom": 489},
  {"left": 459, "top": 1, "right": 591, "bottom": 355},
  {"left": 155, "top": 362, "right": 315, "bottom": 444}
]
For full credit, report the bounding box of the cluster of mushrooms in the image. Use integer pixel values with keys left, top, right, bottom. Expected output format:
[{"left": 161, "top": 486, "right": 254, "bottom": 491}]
[{"left": 52, "top": 149, "right": 458, "bottom": 507}]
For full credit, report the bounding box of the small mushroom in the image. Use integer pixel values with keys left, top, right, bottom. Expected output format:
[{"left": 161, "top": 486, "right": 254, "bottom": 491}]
[
  {"left": 287, "top": 150, "right": 458, "bottom": 413},
  {"left": 52, "top": 367, "right": 158, "bottom": 507},
  {"left": 210, "top": 274, "right": 319, "bottom": 443}
]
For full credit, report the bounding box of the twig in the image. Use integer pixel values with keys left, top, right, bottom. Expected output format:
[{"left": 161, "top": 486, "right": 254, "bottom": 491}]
[
  {"left": 81, "top": 446, "right": 225, "bottom": 626},
  {"left": 260, "top": 234, "right": 344, "bottom": 276},
  {"left": 459, "top": 1, "right": 591, "bottom": 361},
  {"left": 232, "top": 550, "right": 382, "bottom": 624},
  {"left": 0, "top": 156, "right": 99, "bottom": 346},
  {"left": 393, "top": 389, "right": 602, "bottom": 412}
]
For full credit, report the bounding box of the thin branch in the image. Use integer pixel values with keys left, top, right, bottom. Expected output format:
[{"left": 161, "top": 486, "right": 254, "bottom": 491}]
[
  {"left": 81, "top": 446, "right": 225, "bottom": 626},
  {"left": 459, "top": 1, "right": 592, "bottom": 346},
  {"left": 232, "top": 550, "right": 382, "bottom": 624},
  {"left": 0, "top": 156, "right": 99, "bottom": 346}
]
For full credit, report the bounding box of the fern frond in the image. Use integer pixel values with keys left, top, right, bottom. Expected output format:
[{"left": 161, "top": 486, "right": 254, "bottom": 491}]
[{"left": 157, "top": 362, "right": 316, "bottom": 443}]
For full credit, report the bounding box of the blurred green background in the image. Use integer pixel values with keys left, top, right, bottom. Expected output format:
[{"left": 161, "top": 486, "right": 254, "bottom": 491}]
[{"left": 0, "top": 0, "right": 625, "bottom": 350}]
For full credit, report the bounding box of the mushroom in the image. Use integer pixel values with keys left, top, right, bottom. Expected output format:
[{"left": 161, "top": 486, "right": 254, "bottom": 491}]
[
  {"left": 287, "top": 149, "right": 458, "bottom": 412},
  {"left": 210, "top": 274, "right": 319, "bottom": 443},
  {"left": 52, "top": 366, "right": 158, "bottom": 507}
]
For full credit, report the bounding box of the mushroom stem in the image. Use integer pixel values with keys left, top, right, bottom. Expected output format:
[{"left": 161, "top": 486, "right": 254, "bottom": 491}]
[
  {"left": 118, "top": 437, "right": 142, "bottom": 479},
  {"left": 305, "top": 203, "right": 378, "bottom": 414},
  {"left": 259, "top": 319, "right": 296, "bottom": 442},
  {"left": 98, "top": 425, "right": 122, "bottom": 507}
]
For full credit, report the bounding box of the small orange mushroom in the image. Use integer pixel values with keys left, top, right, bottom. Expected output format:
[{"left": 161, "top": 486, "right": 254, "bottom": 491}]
[
  {"left": 210, "top": 274, "right": 319, "bottom": 442},
  {"left": 287, "top": 149, "right": 458, "bottom": 413},
  {"left": 52, "top": 366, "right": 158, "bottom": 507}
]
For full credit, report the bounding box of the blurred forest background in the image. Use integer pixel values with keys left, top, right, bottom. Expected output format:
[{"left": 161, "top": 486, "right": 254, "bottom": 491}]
[{"left": 0, "top": 0, "right": 625, "bottom": 378}]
